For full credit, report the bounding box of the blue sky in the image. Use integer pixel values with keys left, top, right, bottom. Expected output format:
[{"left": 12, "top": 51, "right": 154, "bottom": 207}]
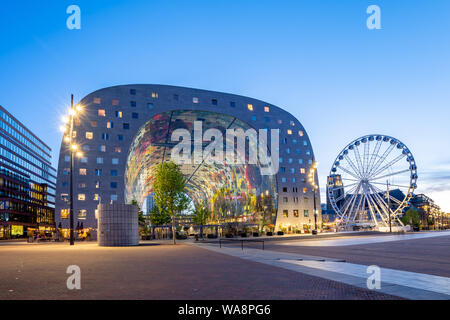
[{"left": 1, "top": 0, "right": 449, "bottom": 211}]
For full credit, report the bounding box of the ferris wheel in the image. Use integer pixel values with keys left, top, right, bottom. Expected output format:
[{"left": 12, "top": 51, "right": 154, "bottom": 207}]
[{"left": 328, "top": 135, "right": 418, "bottom": 228}]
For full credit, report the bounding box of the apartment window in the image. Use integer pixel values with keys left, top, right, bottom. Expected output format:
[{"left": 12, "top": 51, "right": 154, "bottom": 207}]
[
  {"left": 280, "top": 167, "right": 286, "bottom": 173},
  {"left": 292, "top": 139, "right": 297, "bottom": 144},
  {"left": 64, "top": 156, "right": 70, "bottom": 162},
  {"left": 78, "top": 194, "right": 86, "bottom": 201},
  {"left": 78, "top": 210, "right": 87, "bottom": 220},
  {"left": 279, "top": 158, "right": 283, "bottom": 163},
  {"left": 152, "top": 92, "right": 158, "bottom": 98},
  {"left": 294, "top": 210, "right": 299, "bottom": 217},
  {"left": 173, "top": 94, "right": 179, "bottom": 101},
  {"left": 94, "top": 97, "right": 101, "bottom": 104},
  {"left": 282, "top": 187, "right": 288, "bottom": 192},
  {"left": 123, "top": 123, "right": 130, "bottom": 130},
  {"left": 111, "top": 170, "right": 118, "bottom": 177},
  {"left": 115, "top": 111, "right": 123, "bottom": 118},
  {"left": 296, "top": 149, "right": 301, "bottom": 155},
  {"left": 114, "top": 147, "right": 121, "bottom": 153},
  {"left": 94, "top": 194, "right": 99, "bottom": 201},
  {"left": 308, "top": 159, "right": 313, "bottom": 165},
  {"left": 80, "top": 157, "right": 88, "bottom": 163},
  {"left": 130, "top": 89, "right": 136, "bottom": 95},
  {"left": 306, "top": 150, "right": 311, "bottom": 156},
  {"left": 130, "top": 101, "right": 136, "bottom": 107},
  {"left": 303, "top": 140, "right": 308, "bottom": 146},
  {"left": 95, "top": 181, "right": 101, "bottom": 189},
  {"left": 300, "top": 168, "right": 306, "bottom": 174},
  {"left": 290, "top": 121, "right": 295, "bottom": 126},
  {"left": 111, "top": 194, "right": 118, "bottom": 201},
  {"left": 286, "top": 148, "right": 291, "bottom": 154},
  {"left": 78, "top": 183, "right": 86, "bottom": 189},
  {"left": 299, "top": 130, "right": 304, "bottom": 137},
  {"left": 264, "top": 106, "right": 270, "bottom": 112},
  {"left": 72, "top": 131, "right": 77, "bottom": 138},
  {"left": 290, "top": 168, "right": 295, "bottom": 174},
  {"left": 283, "top": 210, "right": 289, "bottom": 218},
  {"left": 86, "top": 132, "right": 93, "bottom": 140},
  {"left": 281, "top": 177, "right": 287, "bottom": 183},
  {"left": 95, "top": 169, "right": 102, "bottom": 176},
  {"left": 75, "top": 119, "right": 81, "bottom": 126},
  {"left": 132, "top": 112, "right": 139, "bottom": 119},
  {"left": 147, "top": 103, "right": 154, "bottom": 110},
  {"left": 212, "top": 99, "right": 218, "bottom": 106},
  {"left": 278, "top": 120, "right": 282, "bottom": 125},
  {"left": 110, "top": 182, "right": 118, "bottom": 189},
  {"left": 82, "top": 145, "right": 90, "bottom": 151},
  {"left": 230, "top": 101, "right": 236, "bottom": 108},
  {"left": 193, "top": 97, "right": 199, "bottom": 104},
  {"left": 287, "top": 129, "right": 293, "bottom": 135},
  {"left": 283, "top": 197, "right": 288, "bottom": 203},
  {"left": 251, "top": 116, "right": 257, "bottom": 121},
  {"left": 107, "top": 122, "right": 114, "bottom": 129},
  {"left": 288, "top": 158, "right": 293, "bottom": 164},
  {"left": 112, "top": 99, "right": 119, "bottom": 106},
  {"left": 117, "top": 134, "right": 124, "bottom": 141},
  {"left": 79, "top": 168, "right": 87, "bottom": 176},
  {"left": 304, "top": 210, "right": 309, "bottom": 217},
  {"left": 112, "top": 158, "right": 119, "bottom": 165},
  {"left": 98, "top": 109, "right": 106, "bottom": 117},
  {"left": 282, "top": 138, "right": 287, "bottom": 144},
  {"left": 62, "top": 182, "right": 68, "bottom": 187},
  {"left": 293, "top": 187, "right": 298, "bottom": 193},
  {"left": 99, "top": 145, "right": 106, "bottom": 152},
  {"left": 304, "top": 197, "right": 309, "bottom": 203},
  {"left": 91, "top": 121, "right": 98, "bottom": 127},
  {"left": 61, "top": 209, "right": 69, "bottom": 219},
  {"left": 292, "top": 178, "right": 297, "bottom": 183},
  {"left": 101, "top": 133, "right": 109, "bottom": 140},
  {"left": 299, "top": 159, "right": 303, "bottom": 165},
  {"left": 247, "top": 104, "right": 253, "bottom": 111},
  {"left": 96, "top": 157, "right": 104, "bottom": 164},
  {"left": 303, "top": 187, "right": 308, "bottom": 193}
]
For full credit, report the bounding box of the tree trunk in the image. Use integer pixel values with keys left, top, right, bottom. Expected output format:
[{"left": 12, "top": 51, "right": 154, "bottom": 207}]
[
  {"left": 172, "top": 215, "right": 176, "bottom": 245},
  {"left": 200, "top": 225, "right": 203, "bottom": 239}
]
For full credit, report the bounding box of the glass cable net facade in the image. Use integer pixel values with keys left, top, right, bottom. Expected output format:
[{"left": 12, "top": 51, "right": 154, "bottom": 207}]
[{"left": 125, "top": 110, "right": 277, "bottom": 226}]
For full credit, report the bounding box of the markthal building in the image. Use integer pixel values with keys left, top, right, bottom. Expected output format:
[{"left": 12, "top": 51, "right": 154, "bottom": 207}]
[{"left": 55, "top": 85, "right": 321, "bottom": 233}]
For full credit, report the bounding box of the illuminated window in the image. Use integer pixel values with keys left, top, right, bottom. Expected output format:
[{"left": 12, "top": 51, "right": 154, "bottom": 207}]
[
  {"left": 112, "top": 99, "right": 119, "bottom": 106},
  {"left": 300, "top": 168, "right": 306, "bottom": 174},
  {"left": 304, "top": 210, "right": 309, "bottom": 217},
  {"left": 286, "top": 148, "right": 291, "bottom": 154},
  {"left": 283, "top": 210, "right": 289, "bottom": 218},
  {"left": 115, "top": 111, "right": 123, "bottom": 118},
  {"left": 94, "top": 194, "right": 99, "bottom": 201},
  {"left": 114, "top": 147, "right": 121, "bottom": 153},
  {"left": 287, "top": 129, "right": 292, "bottom": 135},
  {"left": 112, "top": 158, "right": 119, "bottom": 165},
  {"left": 78, "top": 194, "right": 86, "bottom": 201},
  {"left": 111, "top": 194, "right": 118, "bottom": 201},
  {"left": 91, "top": 121, "right": 97, "bottom": 127},
  {"left": 61, "top": 193, "right": 68, "bottom": 201},
  {"left": 78, "top": 210, "right": 87, "bottom": 220},
  {"left": 61, "top": 209, "right": 69, "bottom": 219},
  {"left": 99, "top": 145, "right": 106, "bottom": 152},
  {"left": 79, "top": 168, "right": 87, "bottom": 176},
  {"left": 152, "top": 92, "right": 158, "bottom": 98},
  {"left": 303, "top": 187, "right": 308, "bottom": 193},
  {"left": 95, "top": 181, "right": 101, "bottom": 189},
  {"left": 75, "top": 119, "right": 81, "bottom": 126},
  {"left": 98, "top": 109, "right": 106, "bottom": 117},
  {"left": 306, "top": 150, "right": 311, "bottom": 156},
  {"left": 107, "top": 122, "right": 114, "bottom": 129},
  {"left": 251, "top": 116, "right": 257, "bottom": 121},
  {"left": 294, "top": 210, "right": 299, "bottom": 217},
  {"left": 281, "top": 177, "right": 287, "bottom": 183},
  {"left": 193, "top": 97, "right": 199, "bottom": 103},
  {"left": 85, "top": 132, "right": 93, "bottom": 140},
  {"left": 290, "top": 168, "right": 295, "bottom": 174},
  {"left": 290, "top": 121, "right": 295, "bottom": 126},
  {"left": 94, "top": 97, "right": 101, "bottom": 104},
  {"left": 264, "top": 106, "right": 270, "bottom": 112},
  {"left": 299, "top": 130, "right": 304, "bottom": 137},
  {"left": 303, "top": 140, "right": 308, "bottom": 146},
  {"left": 72, "top": 131, "right": 77, "bottom": 138},
  {"left": 296, "top": 149, "right": 301, "bottom": 155},
  {"left": 247, "top": 104, "right": 253, "bottom": 111}
]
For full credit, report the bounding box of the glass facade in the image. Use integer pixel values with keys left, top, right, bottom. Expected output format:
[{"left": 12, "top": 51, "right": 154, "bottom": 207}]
[
  {"left": 0, "top": 106, "right": 56, "bottom": 239},
  {"left": 125, "top": 110, "right": 278, "bottom": 228}
]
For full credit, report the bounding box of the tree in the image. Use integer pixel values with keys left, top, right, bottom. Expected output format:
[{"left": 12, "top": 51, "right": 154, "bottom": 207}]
[
  {"left": 153, "top": 161, "right": 189, "bottom": 244},
  {"left": 131, "top": 200, "right": 146, "bottom": 227},
  {"left": 401, "top": 208, "right": 421, "bottom": 230},
  {"left": 148, "top": 205, "right": 171, "bottom": 226},
  {"left": 192, "top": 201, "right": 210, "bottom": 239}
]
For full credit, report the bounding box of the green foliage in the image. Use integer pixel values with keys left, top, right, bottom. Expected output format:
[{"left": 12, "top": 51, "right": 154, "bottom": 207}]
[
  {"left": 401, "top": 208, "right": 421, "bottom": 228},
  {"left": 131, "top": 199, "right": 146, "bottom": 226},
  {"left": 148, "top": 205, "right": 171, "bottom": 226},
  {"left": 192, "top": 201, "right": 210, "bottom": 226}
]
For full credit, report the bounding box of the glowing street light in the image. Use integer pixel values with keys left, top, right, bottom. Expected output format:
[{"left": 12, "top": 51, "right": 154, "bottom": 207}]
[{"left": 308, "top": 160, "right": 319, "bottom": 235}]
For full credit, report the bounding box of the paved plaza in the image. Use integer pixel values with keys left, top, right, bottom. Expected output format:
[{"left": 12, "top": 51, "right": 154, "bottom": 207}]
[{"left": 0, "top": 231, "right": 449, "bottom": 300}]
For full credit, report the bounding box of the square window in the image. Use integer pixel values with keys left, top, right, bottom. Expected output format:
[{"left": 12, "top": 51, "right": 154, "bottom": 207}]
[
  {"left": 281, "top": 177, "right": 287, "bottom": 183},
  {"left": 102, "top": 133, "right": 109, "bottom": 140},
  {"left": 78, "top": 194, "right": 86, "bottom": 201},
  {"left": 230, "top": 102, "right": 236, "bottom": 108},
  {"left": 300, "top": 168, "right": 306, "bottom": 174},
  {"left": 110, "top": 182, "right": 118, "bottom": 189},
  {"left": 283, "top": 197, "right": 288, "bottom": 203},
  {"left": 303, "top": 187, "right": 308, "bottom": 193},
  {"left": 147, "top": 103, "right": 154, "bottom": 110},
  {"left": 114, "top": 147, "right": 121, "bottom": 153},
  {"left": 280, "top": 167, "right": 286, "bottom": 173},
  {"left": 96, "top": 157, "right": 104, "bottom": 164},
  {"left": 282, "top": 187, "right": 288, "bottom": 192},
  {"left": 287, "top": 129, "right": 293, "bottom": 135},
  {"left": 61, "top": 209, "right": 69, "bottom": 219},
  {"left": 64, "top": 156, "right": 70, "bottom": 162},
  {"left": 94, "top": 194, "right": 99, "bottom": 201},
  {"left": 111, "top": 194, "right": 118, "bottom": 201},
  {"left": 115, "top": 111, "right": 123, "bottom": 118},
  {"left": 283, "top": 210, "right": 289, "bottom": 218},
  {"left": 132, "top": 112, "right": 139, "bottom": 119},
  {"left": 94, "top": 97, "right": 101, "bottom": 104},
  {"left": 130, "top": 101, "right": 136, "bottom": 107},
  {"left": 99, "top": 145, "right": 106, "bottom": 152},
  {"left": 290, "top": 121, "right": 295, "bottom": 126},
  {"left": 212, "top": 99, "right": 218, "bottom": 105},
  {"left": 79, "top": 168, "right": 87, "bottom": 176},
  {"left": 112, "top": 99, "right": 119, "bottom": 106},
  {"left": 264, "top": 106, "right": 270, "bottom": 112},
  {"left": 303, "top": 140, "right": 308, "bottom": 146},
  {"left": 111, "top": 170, "right": 118, "bottom": 176},
  {"left": 90, "top": 121, "right": 98, "bottom": 127},
  {"left": 78, "top": 182, "right": 86, "bottom": 189},
  {"left": 123, "top": 123, "right": 130, "bottom": 130},
  {"left": 251, "top": 115, "right": 257, "bottom": 121},
  {"left": 75, "top": 119, "right": 81, "bottom": 126},
  {"left": 193, "top": 97, "right": 199, "bottom": 103},
  {"left": 112, "top": 158, "right": 119, "bottom": 165},
  {"left": 86, "top": 132, "right": 93, "bottom": 140},
  {"left": 77, "top": 209, "right": 87, "bottom": 220},
  {"left": 80, "top": 157, "right": 88, "bottom": 163},
  {"left": 299, "top": 159, "right": 303, "bottom": 164},
  {"left": 117, "top": 135, "right": 124, "bottom": 141},
  {"left": 299, "top": 130, "right": 304, "bottom": 137},
  {"left": 130, "top": 89, "right": 136, "bottom": 95},
  {"left": 95, "top": 169, "right": 102, "bottom": 176},
  {"left": 107, "top": 122, "right": 114, "bottom": 129},
  {"left": 98, "top": 109, "right": 106, "bottom": 117},
  {"left": 95, "top": 181, "right": 101, "bottom": 189},
  {"left": 152, "top": 92, "right": 158, "bottom": 98},
  {"left": 294, "top": 210, "right": 299, "bottom": 217},
  {"left": 247, "top": 104, "right": 253, "bottom": 111}
]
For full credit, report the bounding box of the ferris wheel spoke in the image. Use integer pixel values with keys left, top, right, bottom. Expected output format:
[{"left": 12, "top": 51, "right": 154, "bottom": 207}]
[
  {"left": 369, "top": 181, "right": 411, "bottom": 189},
  {"left": 369, "top": 153, "right": 407, "bottom": 179},
  {"left": 342, "top": 183, "right": 361, "bottom": 217},
  {"left": 368, "top": 143, "right": 395, "bottom": 177},
  {"left": 364, "top": 191, "right": 380, "bottom": 225},
  {"left": 370, "top": 183, "right": 403, "bottom": 206},
  {"left": 363, "top": 140, "right": 370, "bottom": 177},
  {"left": 338, "top": 164, "right": 361, "bottom": 180},
  {"left": 353, "top": 145, "right": 364, "bottom": 177},
  {"left": 370, "top": 169, "right": 410, "bottom": 182},
  {"left": 366, "top": 140, "right": 382, "bottom": 176},
  {"left": 367, "top": 184, "right": 391, "bottom": 217},
  {"left": 341, "top": 177, "right": 360, "bottom": 182},
  {"left": 343, "top": 154, "right": 361, "bottom": 178}
]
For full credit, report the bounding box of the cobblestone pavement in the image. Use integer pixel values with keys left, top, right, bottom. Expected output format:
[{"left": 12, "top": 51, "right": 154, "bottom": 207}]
[
  {"left": 251, "top": 232, "right": 450, "bottom": 278},
  {"left": 0, "top": 242, "right": 399, "bottom": 300}
]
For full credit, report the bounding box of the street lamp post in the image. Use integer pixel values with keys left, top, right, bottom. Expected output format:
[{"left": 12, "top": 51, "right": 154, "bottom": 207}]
[
  {"left": 308, "top": 160, "right": 319, "bottom": 235},
  {"left": 60, "top": 95, "right": 83, "bottom": 246}
]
